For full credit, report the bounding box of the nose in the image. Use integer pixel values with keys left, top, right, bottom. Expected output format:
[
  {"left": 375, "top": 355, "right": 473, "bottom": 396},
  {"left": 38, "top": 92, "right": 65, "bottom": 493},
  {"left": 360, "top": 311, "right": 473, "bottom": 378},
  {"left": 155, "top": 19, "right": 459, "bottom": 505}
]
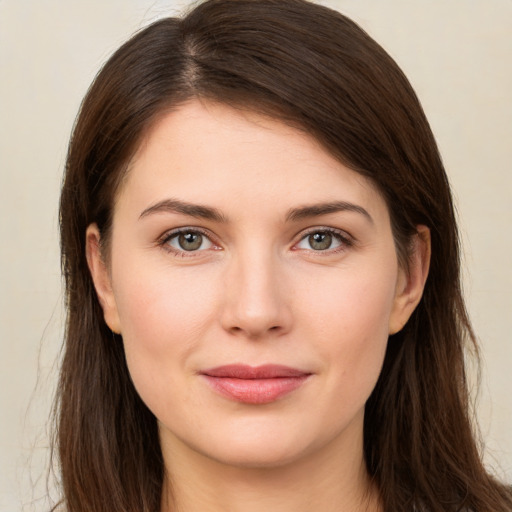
[{"left": 220, "top": 248, "right": 292, "bottom": 339}]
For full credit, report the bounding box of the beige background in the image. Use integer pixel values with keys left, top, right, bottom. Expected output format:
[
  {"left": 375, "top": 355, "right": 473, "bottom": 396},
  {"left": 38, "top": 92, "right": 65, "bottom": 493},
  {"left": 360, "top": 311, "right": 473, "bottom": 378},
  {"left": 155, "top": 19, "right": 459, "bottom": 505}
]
[{"left": 0, "top": 1, "right": 510, "bottom": 510}]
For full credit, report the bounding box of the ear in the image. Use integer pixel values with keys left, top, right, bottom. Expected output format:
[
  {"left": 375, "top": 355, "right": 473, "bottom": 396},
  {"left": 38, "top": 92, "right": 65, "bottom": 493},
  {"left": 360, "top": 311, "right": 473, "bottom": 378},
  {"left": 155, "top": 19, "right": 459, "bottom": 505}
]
[
  {"left": 85, "top": 224, "right": 122, "bottom": 334},
  {"left": 388, "top": 225, "right": 431, "bottom": 335}
]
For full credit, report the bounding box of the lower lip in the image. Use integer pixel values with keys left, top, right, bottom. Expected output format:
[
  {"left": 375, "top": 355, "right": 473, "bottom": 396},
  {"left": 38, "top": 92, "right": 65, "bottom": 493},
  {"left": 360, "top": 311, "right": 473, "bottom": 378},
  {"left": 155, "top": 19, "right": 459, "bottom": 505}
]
[{"left": 202, "top": 375, "right": 310, "bottom": 404}]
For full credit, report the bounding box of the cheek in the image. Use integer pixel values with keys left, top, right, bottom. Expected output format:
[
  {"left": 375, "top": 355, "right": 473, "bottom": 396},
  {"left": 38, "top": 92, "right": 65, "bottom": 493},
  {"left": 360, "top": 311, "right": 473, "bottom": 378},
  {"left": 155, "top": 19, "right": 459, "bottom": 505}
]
[
  {"left": 115, "top": 260, "right": 220, "bottom": 343},
  {"left": 300, "top": 258, "right": 397, "bottom": 336},
  {"left": 297, "top": 261, "right": 397, "bottom": 398},
  {"left": 111, "top": 260, "right": 222, "bottom": 405}
]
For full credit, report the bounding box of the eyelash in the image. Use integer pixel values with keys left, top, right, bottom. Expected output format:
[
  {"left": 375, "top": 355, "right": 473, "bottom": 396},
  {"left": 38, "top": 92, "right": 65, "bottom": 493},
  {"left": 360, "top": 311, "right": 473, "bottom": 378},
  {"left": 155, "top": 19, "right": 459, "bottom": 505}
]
[
  {"left": 293, "top": 227, "right": 354, "bottom": 254},
  {"left": 157, "top": 226, "right": 354, "bottom": 257},
  {"left": 158, "top": 227, "right": 220, "bottom": 257}
]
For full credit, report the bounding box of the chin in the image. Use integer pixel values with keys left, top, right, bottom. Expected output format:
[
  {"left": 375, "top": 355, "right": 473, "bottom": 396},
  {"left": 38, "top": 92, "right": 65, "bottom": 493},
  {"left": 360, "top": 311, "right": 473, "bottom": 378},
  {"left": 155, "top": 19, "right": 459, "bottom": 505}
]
[
  {"left": 184, "top": 417, "right": 348, "bottom": 471},
  {"left": 201, "top": 439, "right": 312, "bottom": 470}
]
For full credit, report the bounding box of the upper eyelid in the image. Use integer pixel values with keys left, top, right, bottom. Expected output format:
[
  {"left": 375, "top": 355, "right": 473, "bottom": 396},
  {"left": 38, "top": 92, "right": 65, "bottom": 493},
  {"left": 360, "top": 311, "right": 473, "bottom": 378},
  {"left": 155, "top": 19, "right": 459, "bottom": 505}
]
[
  {"left": 295, "top": 226, "right": 353, "bottom": 241},
  {"left": 159, "top": 226, "right": 216, "bottom": 242},
  {"left": 156, "top": 225, "right": 354, "bottom": 250},
  {"left": 291, "top": 227, "right": 355, "bottom": 253},
  {"left": 158, "top": 227, "right": 220, "bottom": 257}
]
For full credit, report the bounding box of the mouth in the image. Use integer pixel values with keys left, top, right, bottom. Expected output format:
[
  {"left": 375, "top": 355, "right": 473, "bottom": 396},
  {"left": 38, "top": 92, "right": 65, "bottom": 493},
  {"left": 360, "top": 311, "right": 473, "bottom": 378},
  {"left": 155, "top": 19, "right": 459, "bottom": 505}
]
[{"left": 200, "top": 364, "right": 312, "bottom": 404}]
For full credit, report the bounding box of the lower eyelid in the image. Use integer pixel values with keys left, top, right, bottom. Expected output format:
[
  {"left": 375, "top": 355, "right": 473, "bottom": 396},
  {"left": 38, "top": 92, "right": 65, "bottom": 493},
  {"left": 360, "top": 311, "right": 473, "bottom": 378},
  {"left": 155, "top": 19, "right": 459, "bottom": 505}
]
[
  {"left": 170, "top": 234, "right": 213, "bottom": 251},
  {"left": 157, "top": 227, "right": 353, "bottom": 255},
  {"left": 294, "top": 229, "right": 353, "bottom": 249},
  {"left": 159, "top": 228, "right": 217, "bottom": 251}
]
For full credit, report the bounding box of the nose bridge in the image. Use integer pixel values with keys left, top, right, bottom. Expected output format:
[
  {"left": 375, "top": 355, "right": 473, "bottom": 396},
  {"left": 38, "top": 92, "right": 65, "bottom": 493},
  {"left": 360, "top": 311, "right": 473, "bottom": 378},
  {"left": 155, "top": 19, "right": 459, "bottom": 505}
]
[{"left": 221, "top": 242, "right": 291, "bottom": 338}]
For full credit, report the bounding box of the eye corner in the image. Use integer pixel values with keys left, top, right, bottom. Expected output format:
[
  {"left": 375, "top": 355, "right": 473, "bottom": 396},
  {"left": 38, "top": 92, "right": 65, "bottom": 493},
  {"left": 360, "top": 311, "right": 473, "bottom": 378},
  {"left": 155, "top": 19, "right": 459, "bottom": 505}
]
[
  {"left": 292, "top": 227, "right": 355, "bottom": 254},
  {"left": 157, "top": 227, "right": 221, "bottom": 257}
]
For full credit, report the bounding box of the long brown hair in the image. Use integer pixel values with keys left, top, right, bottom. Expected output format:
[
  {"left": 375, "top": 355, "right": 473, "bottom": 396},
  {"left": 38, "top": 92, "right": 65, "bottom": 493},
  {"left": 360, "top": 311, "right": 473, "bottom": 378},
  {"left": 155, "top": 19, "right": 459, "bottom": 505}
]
[{"left": 56, "top": 1, "right": 512, "bottom": 510}]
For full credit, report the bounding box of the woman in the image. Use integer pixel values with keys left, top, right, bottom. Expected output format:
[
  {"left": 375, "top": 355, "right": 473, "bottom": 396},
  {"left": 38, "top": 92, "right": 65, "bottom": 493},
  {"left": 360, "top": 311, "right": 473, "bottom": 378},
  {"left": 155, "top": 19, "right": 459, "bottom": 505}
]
[{"left": 55, "top": 0, "right": 512, "bottom": 510}]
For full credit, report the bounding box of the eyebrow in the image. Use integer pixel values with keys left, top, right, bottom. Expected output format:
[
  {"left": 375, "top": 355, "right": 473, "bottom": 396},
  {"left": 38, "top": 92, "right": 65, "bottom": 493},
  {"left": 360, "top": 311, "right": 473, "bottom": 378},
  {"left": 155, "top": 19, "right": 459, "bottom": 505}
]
[
  {"left": 139, "top": 198, "right": 372, "bottom": 225},
  {"left": 139, "top": 198, "right": 227, "bottom": 223},
  {"left": 285, "top": 201, "right": 373, "bottom": 224}
]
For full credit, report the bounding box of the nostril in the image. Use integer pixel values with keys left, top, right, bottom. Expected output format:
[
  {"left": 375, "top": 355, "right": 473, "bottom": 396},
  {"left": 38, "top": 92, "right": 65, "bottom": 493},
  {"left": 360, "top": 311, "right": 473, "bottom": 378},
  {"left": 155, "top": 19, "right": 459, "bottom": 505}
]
[{"left": 227, "top": 324, "right": 283, "bottom": 337}]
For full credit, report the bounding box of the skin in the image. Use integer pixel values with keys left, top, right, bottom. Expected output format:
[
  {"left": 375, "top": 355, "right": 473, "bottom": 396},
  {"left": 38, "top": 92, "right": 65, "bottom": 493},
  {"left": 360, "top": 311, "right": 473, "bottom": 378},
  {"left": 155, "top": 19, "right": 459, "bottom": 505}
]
[{"left": 87, "top": 100, "right": 430, "bottom": 512}]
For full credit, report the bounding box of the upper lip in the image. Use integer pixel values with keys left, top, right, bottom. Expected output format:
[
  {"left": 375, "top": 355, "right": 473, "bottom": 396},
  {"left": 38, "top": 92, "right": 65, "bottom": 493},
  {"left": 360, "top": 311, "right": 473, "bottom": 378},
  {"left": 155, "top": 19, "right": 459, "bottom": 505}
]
[{"left": 201, "top": 364, "right": 310, "bottom": 379}]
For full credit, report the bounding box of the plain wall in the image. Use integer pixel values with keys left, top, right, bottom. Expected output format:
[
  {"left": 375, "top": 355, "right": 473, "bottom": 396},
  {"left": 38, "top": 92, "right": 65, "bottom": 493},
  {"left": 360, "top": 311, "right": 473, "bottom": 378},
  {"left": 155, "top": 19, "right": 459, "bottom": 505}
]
[{"left": 0, "top": 1, "right": 510, "bottom": 510}]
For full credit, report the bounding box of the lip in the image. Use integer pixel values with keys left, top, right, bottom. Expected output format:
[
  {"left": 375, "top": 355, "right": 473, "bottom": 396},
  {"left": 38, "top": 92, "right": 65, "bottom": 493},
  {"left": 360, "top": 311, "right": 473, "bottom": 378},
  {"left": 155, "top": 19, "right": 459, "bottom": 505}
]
[{"left": 200, "top": 364, "right": 312, "bottom": 404}]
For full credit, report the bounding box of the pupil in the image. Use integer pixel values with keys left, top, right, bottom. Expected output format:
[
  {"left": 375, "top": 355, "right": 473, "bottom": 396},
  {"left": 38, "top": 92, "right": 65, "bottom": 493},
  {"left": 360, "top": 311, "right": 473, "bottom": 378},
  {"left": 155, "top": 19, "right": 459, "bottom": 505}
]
[
  {"left": 179, "top": 232, "right": 202, "bottom": 251},
  {"left": 309, "top": 232, "right": 332, "bottom": 250}
]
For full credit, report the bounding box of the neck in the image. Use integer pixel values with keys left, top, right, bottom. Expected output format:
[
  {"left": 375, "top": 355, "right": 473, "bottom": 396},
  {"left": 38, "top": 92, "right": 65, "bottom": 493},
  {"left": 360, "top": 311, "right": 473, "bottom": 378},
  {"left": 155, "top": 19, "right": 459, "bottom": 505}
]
[{"left": 159, "top": 418, "right": 381, "bottom": 512}]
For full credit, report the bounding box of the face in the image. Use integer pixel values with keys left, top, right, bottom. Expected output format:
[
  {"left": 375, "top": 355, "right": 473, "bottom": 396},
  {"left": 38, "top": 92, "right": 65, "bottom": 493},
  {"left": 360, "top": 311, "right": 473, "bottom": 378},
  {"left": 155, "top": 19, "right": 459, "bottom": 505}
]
[{"left": 87, "top": 100, "right": 427, "bottom": 471}]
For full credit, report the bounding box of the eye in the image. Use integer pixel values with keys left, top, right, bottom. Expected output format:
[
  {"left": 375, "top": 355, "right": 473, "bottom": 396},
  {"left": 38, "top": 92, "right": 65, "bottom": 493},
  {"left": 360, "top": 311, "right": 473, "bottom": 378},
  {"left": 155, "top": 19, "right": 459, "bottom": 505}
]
[
  {"left": 295, "top": 229, "right": 350, "bottom": 252},
  {"left": 164, "top": 229, "right": 215, "bottom": 252}
]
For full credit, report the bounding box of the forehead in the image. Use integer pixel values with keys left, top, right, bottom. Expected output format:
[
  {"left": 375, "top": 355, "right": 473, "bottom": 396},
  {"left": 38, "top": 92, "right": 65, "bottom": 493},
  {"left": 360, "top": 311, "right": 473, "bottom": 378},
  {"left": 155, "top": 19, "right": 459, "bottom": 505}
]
[{"left": 117, "top": 99, "right": 388, "bottom": 223}]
